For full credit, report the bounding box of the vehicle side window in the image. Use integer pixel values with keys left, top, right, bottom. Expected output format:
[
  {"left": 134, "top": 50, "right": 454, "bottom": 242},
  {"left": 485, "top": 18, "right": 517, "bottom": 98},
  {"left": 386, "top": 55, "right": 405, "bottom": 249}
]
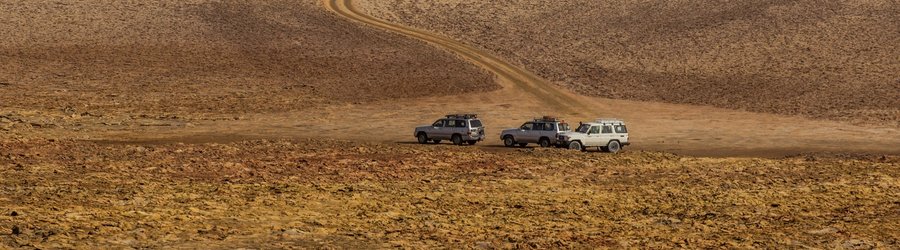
[
  {"left": 602, "top": 125, "right": 613, "bottom": 134},
  {"left": 432, "top": 120, "right": 444, "bottom": 127},
  {"left": 589, "top": 126, "right": 600, "bottom": 134},
  {"left": 533, "top": 123, "right": 544, "bottom": 131},
  {"left": 446, "top": 120, "right": 457, "bottom": 127},
  {"left": 457, "top": 120, "right": 467, "bottom": 128},
  {"left": 544, "top": 123, "right": 555, "bottom": 131},
  {"left": 615, "top": 125, "right": 628, "bottom": 133},
  {"left": 521, "top": 123, "right": 533, "bottom": 130}
]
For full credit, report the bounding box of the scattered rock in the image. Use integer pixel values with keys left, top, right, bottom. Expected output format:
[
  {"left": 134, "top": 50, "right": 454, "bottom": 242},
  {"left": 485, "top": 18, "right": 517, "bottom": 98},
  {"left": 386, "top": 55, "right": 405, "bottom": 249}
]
[
  {"left": 12, "top": 226, "right": 20, "bottom": 235},
  {"left": 807, "top": 227, "right": 837, "bottom": 235},
  {"left": 10, "top": 211, "right": 17, "bottom": 217},
  {"left": 842, "top": 239, "right": 871, "bottom": 249}
]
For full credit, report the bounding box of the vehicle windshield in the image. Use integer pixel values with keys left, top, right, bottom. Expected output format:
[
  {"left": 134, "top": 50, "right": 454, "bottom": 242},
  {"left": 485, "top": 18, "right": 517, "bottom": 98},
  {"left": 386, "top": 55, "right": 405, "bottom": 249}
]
[
  {"left": 470, "top": 119, "right": 483, "bottom": 128},
  {"left": 575, "top": 124, "right": 591, "bottom": 133},
  {"left": 615, "top": 125, "right": 628, "bottom": 133},
  {"left": 559, "top": 123, "right": 570, "bottom": 131}
]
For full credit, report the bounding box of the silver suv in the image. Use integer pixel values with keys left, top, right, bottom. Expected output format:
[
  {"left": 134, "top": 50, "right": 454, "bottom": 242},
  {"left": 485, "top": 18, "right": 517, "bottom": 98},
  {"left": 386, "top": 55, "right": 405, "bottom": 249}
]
[
  {"left": 500, "top": 116, "right": 571, "bottom": 147},
  {"left": 558, "top": 118, "right": 630, "bottom": 153},
  {"left": 415, "top": 114, "right": 485, "bottom": 145}
]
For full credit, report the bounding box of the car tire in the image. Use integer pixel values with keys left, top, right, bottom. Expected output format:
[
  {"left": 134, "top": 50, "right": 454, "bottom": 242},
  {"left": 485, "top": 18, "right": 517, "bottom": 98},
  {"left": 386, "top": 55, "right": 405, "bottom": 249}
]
[
  {"left": 417, "top": 133, "right": 428, "bottom": 144},
  {"left": 607, "top": 141, "right": 621, "bottom": 153},
  {"left": 539, "top": 138, "right": 551, "bottom": 148},
  {"left": 452, "top": 134, "right": 463, "bottom": 146},
  {"left": 503, "top": 136, "right": 516, "bottom": 147},
  {"left": 467, "top": 140, "right": 477, "bottom": 145},
  {"left": 569, "top": 141, "right": 584, "bottom": 151},
  {"left": 433, "top": 139, "right": 442, "bottom": 144}
]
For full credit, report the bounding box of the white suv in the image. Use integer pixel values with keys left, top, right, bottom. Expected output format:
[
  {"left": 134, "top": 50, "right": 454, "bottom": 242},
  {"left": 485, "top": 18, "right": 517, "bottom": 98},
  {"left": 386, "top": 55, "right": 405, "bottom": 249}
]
[{"left": 558, "top": 118, "right": 630, "bottom": 153}]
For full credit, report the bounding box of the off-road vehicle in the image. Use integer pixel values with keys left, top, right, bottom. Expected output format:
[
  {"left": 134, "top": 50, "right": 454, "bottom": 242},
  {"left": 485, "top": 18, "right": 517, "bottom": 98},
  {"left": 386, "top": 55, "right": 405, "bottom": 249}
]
[
  {"left": 500, "top": 116, "right": 571, "bottom": 147},
  {"left": 557, "top": 118, "right": 630, "bottom": 153},
  {"left": 414, "top": 114, "right": 485, "bottom": 145}
]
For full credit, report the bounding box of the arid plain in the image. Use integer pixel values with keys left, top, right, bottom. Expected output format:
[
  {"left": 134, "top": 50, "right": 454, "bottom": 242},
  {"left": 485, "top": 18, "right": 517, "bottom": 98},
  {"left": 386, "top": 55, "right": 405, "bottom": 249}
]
[{"left": 1, "top": 0, "right": 898, "bottom": 248}]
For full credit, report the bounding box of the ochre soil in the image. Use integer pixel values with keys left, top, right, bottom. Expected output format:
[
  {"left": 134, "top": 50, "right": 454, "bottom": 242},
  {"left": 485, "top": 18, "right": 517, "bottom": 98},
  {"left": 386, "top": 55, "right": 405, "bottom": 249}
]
[
  {"left": 357, "top": 0, "right": 900, "bottom": 124},
  {"left": 1, "top": 0, "right": 899, "bottom": 248},
  {"left": 1, "top": 139, "right": 898, "bottom": 248}
]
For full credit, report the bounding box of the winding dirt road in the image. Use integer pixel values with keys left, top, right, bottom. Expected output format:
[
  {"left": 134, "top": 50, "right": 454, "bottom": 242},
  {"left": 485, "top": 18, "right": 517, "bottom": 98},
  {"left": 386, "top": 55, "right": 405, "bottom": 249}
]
[
  {"left": 313, "top": 0, "right": 900, "bottom": 157},
  {"left": 31, "top": 0, "right": 896, "bottom": 157},
  {"left": 323, "top": 0, "right": 589, "bottom": 115}
]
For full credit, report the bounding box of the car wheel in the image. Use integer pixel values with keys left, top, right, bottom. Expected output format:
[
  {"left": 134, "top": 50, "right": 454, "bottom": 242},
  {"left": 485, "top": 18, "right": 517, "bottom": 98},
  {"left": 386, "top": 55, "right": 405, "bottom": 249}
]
[
  {"left": 467, "top": 140, "right": 477, "bottom": 145},
  {"left": 452, "top": 135, "right": 463, "bottom": 146},
  {"left": 607, "top": 141, "right": 621, "bottom": 153},
  {"left": 432, "top": 139, "right": 442, "bottom": 144},
  {"left": 503, "top": 136, "right": 516, "bottom": 147},
  {"left": 518, "top": 143, "right": 528, "bottom": 147},
  {"left": 539, "top": 138, "right": 551, "bottom": 148},
  {"left": 417, "top": 133, "right": 428, "bottom": 144},
  {"left": 568, "top": 141, "right": 584, "bottom": 151}
]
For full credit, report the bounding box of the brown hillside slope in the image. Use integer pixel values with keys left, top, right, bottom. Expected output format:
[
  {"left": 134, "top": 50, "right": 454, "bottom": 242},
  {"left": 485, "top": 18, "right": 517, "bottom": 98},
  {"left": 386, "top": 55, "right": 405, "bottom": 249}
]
[
  {"left": 0, "top": 0, "right": 495, "bottom": 117},
  {"left": 358, "top": 0, "right": 900, "bottom": 124}
]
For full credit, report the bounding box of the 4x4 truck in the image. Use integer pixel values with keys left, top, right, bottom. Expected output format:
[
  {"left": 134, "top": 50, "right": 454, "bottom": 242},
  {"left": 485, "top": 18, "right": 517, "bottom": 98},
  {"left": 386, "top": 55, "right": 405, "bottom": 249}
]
[
  {"left": 558, "top": 118, "right": 630, "bottom": 153},
  {"left": 414, "top": 114, "right": 485, "bottom": 145},
  {"left": 500, "top": 116, "right": 571, "bottom": 147}
]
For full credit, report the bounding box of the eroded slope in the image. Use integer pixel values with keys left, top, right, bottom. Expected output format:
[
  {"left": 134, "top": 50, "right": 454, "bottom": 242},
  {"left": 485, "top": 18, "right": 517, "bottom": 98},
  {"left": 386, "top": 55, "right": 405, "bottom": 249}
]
[
  {"left": 0, "top": 0, "right": 496, "bottom": 118},
  {"left": 359, "top": 0, "right": 900, "bottom": 124}
]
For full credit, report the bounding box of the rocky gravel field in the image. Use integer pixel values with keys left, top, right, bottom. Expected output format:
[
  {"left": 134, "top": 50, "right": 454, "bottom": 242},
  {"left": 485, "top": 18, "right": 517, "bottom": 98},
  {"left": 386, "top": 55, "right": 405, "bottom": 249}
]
[{"left": 2, "top": 139, "right": 898, "bottom": 248}]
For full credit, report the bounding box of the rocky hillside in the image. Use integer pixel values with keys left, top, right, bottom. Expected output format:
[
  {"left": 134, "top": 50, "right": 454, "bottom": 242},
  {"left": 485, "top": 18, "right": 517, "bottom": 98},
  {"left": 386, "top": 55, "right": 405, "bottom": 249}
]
[
  {"left": 0, "top": 0, "right": 496, "bottom": 118},
  {"left": 359, "top": 0, "right": 900, "bottom": 124}
]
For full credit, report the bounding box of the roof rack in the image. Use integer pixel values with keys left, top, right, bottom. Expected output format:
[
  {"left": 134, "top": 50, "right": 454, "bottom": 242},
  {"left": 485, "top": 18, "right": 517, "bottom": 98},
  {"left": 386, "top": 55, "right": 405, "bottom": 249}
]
[
  {"left": 595, "top": 118, "right": 624, "bottom": 123},
  {"left": 534, "top": 115, "right": 560, "bottom": 122},
  {"left": 446, "top": 114, "right": 478, "bottom": 119}
]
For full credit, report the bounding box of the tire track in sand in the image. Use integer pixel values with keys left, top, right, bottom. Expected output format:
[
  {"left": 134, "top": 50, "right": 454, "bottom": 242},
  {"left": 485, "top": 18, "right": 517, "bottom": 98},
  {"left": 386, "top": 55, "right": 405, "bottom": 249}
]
[
  {"left": 317, "top": 0, "right": 900, "bottom": 157},
  {"left": 323, "top": 0, "right": 588, "bottom": 115}
]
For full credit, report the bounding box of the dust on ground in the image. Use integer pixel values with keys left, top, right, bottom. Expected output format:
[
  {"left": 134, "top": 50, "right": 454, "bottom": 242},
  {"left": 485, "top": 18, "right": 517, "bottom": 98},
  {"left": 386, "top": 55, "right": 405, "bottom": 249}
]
[{"left": 1, "top": 139, "right": 898, "bottom": 248}]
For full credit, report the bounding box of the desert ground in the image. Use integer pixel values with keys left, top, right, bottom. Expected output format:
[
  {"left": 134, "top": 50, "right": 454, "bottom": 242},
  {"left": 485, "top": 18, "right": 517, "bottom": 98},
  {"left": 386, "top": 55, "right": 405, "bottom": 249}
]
[
  {"left": 358, "top": 0, "right": 900, "bottom": 124},
  {"left": 1, "top": 0, "right": 899, "bottom": 248}
]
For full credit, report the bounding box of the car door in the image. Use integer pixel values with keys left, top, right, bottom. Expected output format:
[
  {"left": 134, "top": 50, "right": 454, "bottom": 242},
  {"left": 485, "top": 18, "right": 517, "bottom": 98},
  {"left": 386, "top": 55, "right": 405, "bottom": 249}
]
[
  {"left": 529, "top": 123, "right": 545, "bottom": 142},
  {"left": 431, "top": 119, "right": 447, "bottom": 139},
  {"left": 453, "top": 119, "right": 467, "bottom": 138},
  {"left": 444, "top": 119, "right": 461, "bottom": 139},
  {"left": 601, "top": 125, "right": 615, "bottom": 146},
  {"left": 518, "top": 122, "right": 534, "bottom": 142},
  {"left": 585, "top": 125, "right": 602, "bottom": 146},
  {"left": 542, "top": 123, "right": 555, "bottom": 142}
]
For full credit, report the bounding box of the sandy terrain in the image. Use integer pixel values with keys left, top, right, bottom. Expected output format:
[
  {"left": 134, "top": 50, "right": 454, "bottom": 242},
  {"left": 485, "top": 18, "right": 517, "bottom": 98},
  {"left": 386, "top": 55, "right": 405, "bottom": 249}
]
[
  {"left": 2, "top": 0, "right": 900, "bottom": 248},
  {"left": 357, "top": 0, "right": 900, "bottom": 124},
  {"left": 2, "top": 139, "right": 898, "bottom": 248},
  {"left": 0, "top": 0, "right": 496, "bottom": 118}
]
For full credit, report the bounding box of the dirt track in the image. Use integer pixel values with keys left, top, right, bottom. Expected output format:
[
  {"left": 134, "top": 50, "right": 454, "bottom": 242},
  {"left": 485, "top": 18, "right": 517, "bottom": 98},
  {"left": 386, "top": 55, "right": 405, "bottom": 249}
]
[
  {"left": 0, "top": 1, "right": 895, "bottom": 157},
  {"left": 2, "top": 1, "right": 900, "bottom": 248},
  {"left": 357, "top": 0, "right": 900, "bottom": 124},
  {"left": 310, "top": 0, "right": 900, "bottom": 157}
]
